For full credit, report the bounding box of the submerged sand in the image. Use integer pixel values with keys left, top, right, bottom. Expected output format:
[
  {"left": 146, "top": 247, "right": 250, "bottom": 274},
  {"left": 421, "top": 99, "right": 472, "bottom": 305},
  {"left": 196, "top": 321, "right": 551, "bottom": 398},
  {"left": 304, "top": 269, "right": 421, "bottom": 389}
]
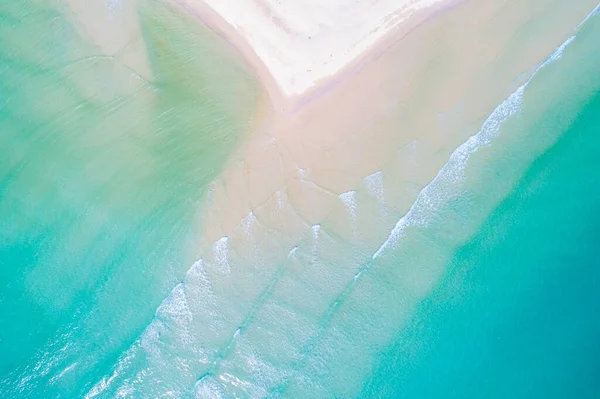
[
  {"left": 190, "top": 0, "right": 598, "bottom": 253},
  {"left": 177, "top": 0, "right": 598, "bottom": 396},
  {"left": 67, "top": 0, "right": 600, "bottom": 396}
]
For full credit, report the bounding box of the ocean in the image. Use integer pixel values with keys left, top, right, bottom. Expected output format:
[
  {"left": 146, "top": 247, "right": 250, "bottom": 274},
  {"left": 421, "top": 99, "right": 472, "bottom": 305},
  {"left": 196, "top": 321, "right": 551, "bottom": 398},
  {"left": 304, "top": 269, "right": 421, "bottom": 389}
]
[{"left": 1, "top": 0, "right": 599, "bottom": 398}]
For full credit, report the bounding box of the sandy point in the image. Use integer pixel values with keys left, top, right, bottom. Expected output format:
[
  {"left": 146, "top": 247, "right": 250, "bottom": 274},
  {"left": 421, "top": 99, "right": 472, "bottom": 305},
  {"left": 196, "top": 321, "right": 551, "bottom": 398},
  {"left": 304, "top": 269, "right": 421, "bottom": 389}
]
[
  {"left": 175, "top": 0, "right": 600, "bottom": 258},
  {"left": 171, "top": 0, "right": 465, "bottom": 112}
]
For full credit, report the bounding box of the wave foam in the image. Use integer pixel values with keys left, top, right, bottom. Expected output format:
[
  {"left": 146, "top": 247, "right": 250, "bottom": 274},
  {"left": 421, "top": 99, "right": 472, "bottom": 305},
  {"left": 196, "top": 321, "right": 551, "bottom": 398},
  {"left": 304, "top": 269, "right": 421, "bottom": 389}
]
[{"left": 372, "top": 16, "right": 587, "bottom": 259}]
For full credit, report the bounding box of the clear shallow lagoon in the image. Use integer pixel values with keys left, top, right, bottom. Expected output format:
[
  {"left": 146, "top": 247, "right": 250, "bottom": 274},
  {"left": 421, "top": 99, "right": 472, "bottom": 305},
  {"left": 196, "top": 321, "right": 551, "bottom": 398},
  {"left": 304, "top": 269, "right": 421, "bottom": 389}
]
[{"left": 1, "top": 1, "right": 600, "bottom": 398}]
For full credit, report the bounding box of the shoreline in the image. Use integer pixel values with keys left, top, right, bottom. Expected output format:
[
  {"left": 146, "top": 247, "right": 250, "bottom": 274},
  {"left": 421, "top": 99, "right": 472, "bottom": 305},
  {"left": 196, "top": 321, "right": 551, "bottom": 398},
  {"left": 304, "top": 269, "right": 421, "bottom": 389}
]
[
  {"left": 170, "top": 0, "right": 289, "bottom": 112},
  {"left": 291, "top": 0, "right": 466, "bottom": 112},
  {"left": 171, "top": 0, "right": 464, "bottom": 112},
  {"left": 169, "top": 0, "right": 284, "bottom": 109},
  {"left": 178, "top": 0, "right": 600, "bottom": 251}
]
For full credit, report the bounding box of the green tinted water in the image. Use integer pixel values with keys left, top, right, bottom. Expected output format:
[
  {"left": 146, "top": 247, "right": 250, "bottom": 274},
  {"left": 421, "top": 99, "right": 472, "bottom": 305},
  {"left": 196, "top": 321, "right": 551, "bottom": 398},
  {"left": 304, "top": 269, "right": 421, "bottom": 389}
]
[{"left": 0, "top": 0, "right": 259, "bottom": 396}]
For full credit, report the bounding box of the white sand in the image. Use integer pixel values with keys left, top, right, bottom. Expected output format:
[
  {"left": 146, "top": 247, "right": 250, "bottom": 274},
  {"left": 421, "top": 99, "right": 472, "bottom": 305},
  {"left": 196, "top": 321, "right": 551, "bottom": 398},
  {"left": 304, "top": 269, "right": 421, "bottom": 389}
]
[{"left": 192, "top": 0, "right": 444, "bottom": 97}]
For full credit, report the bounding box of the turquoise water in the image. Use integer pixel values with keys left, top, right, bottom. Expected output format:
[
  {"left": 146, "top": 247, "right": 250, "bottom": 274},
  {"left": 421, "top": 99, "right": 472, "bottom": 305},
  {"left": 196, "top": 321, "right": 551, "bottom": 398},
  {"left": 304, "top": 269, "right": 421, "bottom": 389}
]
[
  {"left": 364, "top": 8, "right": 600, "bottom": 398},
  {"left": 2, "top": 1, "right": 600, "bottom": 398},
  {"left": 366, "top": 90, "right": 600, "bottom": 398},
  {"left": 0, "top": 1, "right": 259, "bottom": 397}
]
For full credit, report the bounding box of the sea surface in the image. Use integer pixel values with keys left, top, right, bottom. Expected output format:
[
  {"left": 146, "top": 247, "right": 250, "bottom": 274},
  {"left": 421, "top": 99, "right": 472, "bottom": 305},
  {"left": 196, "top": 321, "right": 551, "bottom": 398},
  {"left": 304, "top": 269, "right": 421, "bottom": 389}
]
[{"left": 1, "top": 1, "right": 599, "bottom": 398}]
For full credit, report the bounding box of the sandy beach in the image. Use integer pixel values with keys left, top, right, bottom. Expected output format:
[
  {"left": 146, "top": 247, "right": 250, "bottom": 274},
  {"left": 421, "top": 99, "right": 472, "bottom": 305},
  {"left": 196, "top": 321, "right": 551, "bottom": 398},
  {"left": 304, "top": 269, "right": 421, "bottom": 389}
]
[
  {"left": 178, "top": 0, "right": 598, "bottom": 251},
  {"left": 174, "top": 0, "right": 465, "bottom": 107},
  {"left": 181, "top": 0, "right": 452, "bottom": 98}
]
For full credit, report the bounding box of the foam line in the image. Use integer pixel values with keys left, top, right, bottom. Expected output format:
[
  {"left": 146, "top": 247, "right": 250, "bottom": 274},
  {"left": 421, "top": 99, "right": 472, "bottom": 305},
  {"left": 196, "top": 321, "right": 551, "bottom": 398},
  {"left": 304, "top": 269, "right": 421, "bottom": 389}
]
[{"left": 372, "top": 14, "right": 590, "bottom": 260}]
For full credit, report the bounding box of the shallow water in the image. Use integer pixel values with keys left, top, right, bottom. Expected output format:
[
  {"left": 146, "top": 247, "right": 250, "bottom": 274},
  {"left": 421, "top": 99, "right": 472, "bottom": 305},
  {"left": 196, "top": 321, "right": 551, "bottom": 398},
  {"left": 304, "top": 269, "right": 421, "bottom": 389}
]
[
  {"left": 364, "top": 16, "right": 600, "bottom": 397},
  {"left": 0, "top": 1, "right": 259, "bottom": 396},
  {"left": 1, "top": 1, "right": 600, "bottom": 398},
  {"left": 366, "top": 90, "right": 600, "bottom": 399}
]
